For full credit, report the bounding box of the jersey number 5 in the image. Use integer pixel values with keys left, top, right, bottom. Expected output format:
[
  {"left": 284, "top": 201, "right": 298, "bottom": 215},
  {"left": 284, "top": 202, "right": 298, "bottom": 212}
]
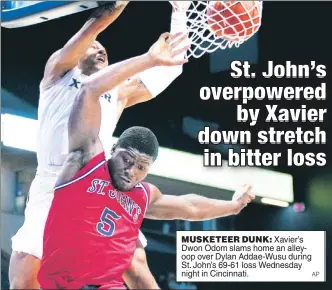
[{"left": 96, "top": 207, "right": 121, "bottom": 237}]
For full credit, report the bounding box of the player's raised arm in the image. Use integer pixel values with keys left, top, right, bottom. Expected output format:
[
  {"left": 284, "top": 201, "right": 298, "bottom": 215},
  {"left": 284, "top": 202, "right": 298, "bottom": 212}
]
[
  {"left": 118, "top": 33, "right": 189, "bottom": 108},
  {"left": 146, "top": 184, "right": 255, "bottom": 221},
  {"left": 68, "top": 32, "right": 189, "bottom": 153},
  {"left": 42, "top": 1, "right": 129, "bottom": 88},
  {"left": 117, "top": 1, "right": 191, "bottom": 108}
]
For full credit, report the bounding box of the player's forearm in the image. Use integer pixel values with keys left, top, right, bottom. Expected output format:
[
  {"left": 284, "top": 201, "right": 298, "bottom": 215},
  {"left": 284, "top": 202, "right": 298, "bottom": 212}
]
[
  {"left": 135, "top": 64, "right": 183, "bottom": 100},
  {"left": 120, "top": 64, "right": 183, "bottom": 108},
  {"left": 183, "top": 194, "right": 241, "bottom": 221},
  {"left": 132, "top": 8, "right": 188, "bottom": 100},
  {"left": 59, "top": 2, "right": 128, "bottom": 68},
  {"left": 118, "top": 77, "right": 153, "bottom": 108},
  {"left": 83, "top": 53, "right": 156, "bottom": 100}
]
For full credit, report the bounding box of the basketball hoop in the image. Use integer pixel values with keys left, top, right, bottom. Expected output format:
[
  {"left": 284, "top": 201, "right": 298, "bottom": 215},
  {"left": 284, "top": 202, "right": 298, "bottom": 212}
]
[{"left": 171, "top": 1, "right": 263, "bottom": 59}]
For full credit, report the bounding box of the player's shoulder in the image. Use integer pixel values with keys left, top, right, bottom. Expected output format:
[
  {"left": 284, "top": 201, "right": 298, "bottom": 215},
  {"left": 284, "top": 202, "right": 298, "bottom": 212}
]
[
  {"left": 143, "top": 182, "right": 159, "bottom": 192},
  {"left": 40, "top": 66, "right": 81, "bottom": 93},
  {"left": 132, "top": 182, "right": 153, "bottom": 205},
  {"left": 55, "top": 151, "right": 106, "bottom": 190},
  {"left": 137, "top": 183, "right": 161, "bottom": 204},
  {"left": 134, "top": 182, "right": 149, "bottom": 193}
]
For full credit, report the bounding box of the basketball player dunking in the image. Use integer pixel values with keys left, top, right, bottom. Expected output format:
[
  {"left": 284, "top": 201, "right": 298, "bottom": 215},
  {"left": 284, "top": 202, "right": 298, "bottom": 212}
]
[
  {"left": 9, "top": 1, "right": 191, "bottom": 289},
  {"left": 37, "top": 30, "right": 255, "bottom": 287}
]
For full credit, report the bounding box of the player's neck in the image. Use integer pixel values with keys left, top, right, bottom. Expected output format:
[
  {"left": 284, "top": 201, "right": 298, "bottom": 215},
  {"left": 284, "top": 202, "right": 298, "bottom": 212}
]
[
  {"left": 79, "top": 66, "right": 99, "bottom": 77},
  {"left": 80, "top": 69, "right": 94, "bottom": 76}
]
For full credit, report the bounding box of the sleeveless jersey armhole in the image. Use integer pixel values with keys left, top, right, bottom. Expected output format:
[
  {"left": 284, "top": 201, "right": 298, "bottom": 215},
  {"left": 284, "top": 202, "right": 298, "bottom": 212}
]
[
  {"left": 137, "top": 182, "right": 151, "bottom": 216},
  {"left": 40, "top": 67, "right": 78, "bottom": 94},
  {"left": 54, "top": 152, "right": 106, "bottom": 191}
]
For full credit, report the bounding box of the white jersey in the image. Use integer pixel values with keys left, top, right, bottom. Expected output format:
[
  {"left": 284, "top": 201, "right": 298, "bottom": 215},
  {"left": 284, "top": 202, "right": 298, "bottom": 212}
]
[
  {"left": 36, "top": 66, "right": 118, "bottom": 174},
  {"left": 12, "top": 67, "right": 148, "bottom": 258}
]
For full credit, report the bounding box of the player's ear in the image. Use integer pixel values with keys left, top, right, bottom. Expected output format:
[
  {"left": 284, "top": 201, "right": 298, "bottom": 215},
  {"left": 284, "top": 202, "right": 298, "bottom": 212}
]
[{"left": 111, "top": 144, "right": 116, "bottom": 154}]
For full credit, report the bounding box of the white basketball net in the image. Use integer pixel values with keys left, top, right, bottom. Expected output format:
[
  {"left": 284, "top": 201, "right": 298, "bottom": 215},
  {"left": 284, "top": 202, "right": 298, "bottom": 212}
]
[{"left": 171, "top": 1, "right": 263, "bottom": 58}]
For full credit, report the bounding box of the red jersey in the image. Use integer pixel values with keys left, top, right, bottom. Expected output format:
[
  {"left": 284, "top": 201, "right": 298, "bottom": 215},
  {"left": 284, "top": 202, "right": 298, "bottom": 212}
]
[{"left": 38, "top": 152, "right": 150, "bottom": 289}]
